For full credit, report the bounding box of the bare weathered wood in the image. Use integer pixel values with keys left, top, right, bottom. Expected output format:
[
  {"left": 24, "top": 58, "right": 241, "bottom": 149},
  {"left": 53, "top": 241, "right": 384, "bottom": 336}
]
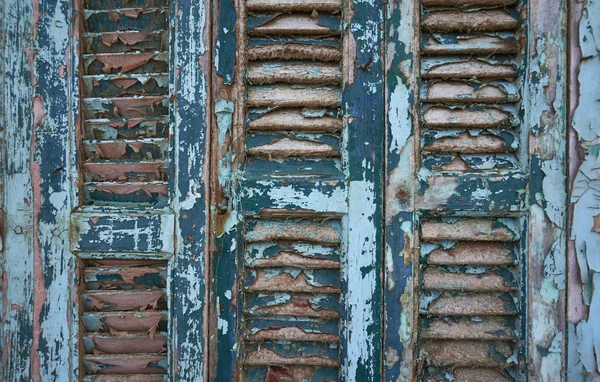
[
  {"left": 247, "top": 85, "right": 341, "bottom": 107},
  {"left": 247, "top": 62, "right": 341, "bottom": 85},
  {"left": 421, "top": 219, "right": 518, "bottom": 242},
  {"left": 422, "top": 60, "right": 518, "bottom": 79},
  {"left": 526, "top": 0, "right": 568, "bottom": 378},
  {"left": 422, "top": 11, "right": 519, "bottom": 32},
  {"left": 246, "top": 0, "right": 340, "bottom": 12},
  {"left": 426, "top": 293, "right": 517, "bottom": 316},
  {"left": 421, "top": 317, "right": 517, "bottom": 340},
  {"left": 568, "top": 0, "right": 600, "bottom": 379},
  {"left": 421, "top": 341, "right": 515, "bottom": 367},
  {"left": 249, "top": 15, "right": 340, "bottom": 36}
]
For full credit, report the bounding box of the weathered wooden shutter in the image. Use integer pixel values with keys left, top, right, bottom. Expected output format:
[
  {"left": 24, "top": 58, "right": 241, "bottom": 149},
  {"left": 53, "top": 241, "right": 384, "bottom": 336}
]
[
  {"left": 1, "top": 0, "right": 571, "bottom": 380},
  {"left": 70, "top": 0, "right": 210, "bottom": 380},
  {"left": 210, "top": 0, "right": 384, "bottom": 380},
  {"left": 383, "top": 0, "right": 567, "bottom": 380}
]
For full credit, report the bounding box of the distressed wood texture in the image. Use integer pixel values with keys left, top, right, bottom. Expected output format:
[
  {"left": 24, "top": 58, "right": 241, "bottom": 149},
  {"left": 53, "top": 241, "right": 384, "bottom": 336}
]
[
  {"left": 526, "top": 0, "right": 568, "bottom": 379},
  {"left": 0, "top": 0, "right": 5, "bottom": 370},
  {"left": 568, "top": 0, "right": 600, "bottom": 380},
  {"left": 2, "top": 0, "right": 75, "bottom": 379},
  {"left": 70, "top": 0, "right": 211, "bottom": 380},
  {"left": 73, "top": 1, "right": 176, "bottom": 380},
  {"left": 209, "top": 0, "right": 383, "bottom": 380},
  {"left": 170, "top": 0, "right": 211, "bottom": 379},
  {"left": 384, "top": 0, "right": 568, "bottom": 381}
]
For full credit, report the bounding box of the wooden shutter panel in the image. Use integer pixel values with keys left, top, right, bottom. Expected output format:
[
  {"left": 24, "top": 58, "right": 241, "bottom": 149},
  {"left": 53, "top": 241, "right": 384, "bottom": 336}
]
[
  {"left": 74, "top": 1, "right": 173, "bottom": 380},
  {"left": 384, "top": 0, "right": 567, "bottom": 380},
  {"left": 210, "top": 0, "right": 384, "bottom": 380},
  {"left": 71, "top": 0, "right": 211, "bottom": 379}
]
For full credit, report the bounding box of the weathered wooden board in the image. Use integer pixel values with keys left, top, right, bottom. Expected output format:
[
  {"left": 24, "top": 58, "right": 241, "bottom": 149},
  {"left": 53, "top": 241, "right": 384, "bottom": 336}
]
[{"left": 568, "top": 0, "right": 600, "bottom": 379}]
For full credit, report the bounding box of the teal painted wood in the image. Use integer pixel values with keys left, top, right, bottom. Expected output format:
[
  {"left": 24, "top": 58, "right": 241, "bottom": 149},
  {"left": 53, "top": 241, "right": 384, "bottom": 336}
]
[
  {"left": 382, "top": 0, "right": 568, "bottom": 380},
  {"left": 568, "top": 0, "right": 600, "bottom": 379},
  {"left": 171, "top": 0, "right": 211, "bottom": 379},
  {"left": 2, "top": 0, "right": 75, "bottom": 379},
  {"left": 342, "top": 0, "right": 384, "bottom": 379},
  {"left": 2, "top": 0, "right": 38, "bottom": 378},
  {"left": 210, "top": 0, "right": 384, "bottom": 380},
  {"left": 383, "top": 0, "right": 418, "bottom": 379},
  {"left": 525, "top": 0, "right": 568, "bottom": 378}
]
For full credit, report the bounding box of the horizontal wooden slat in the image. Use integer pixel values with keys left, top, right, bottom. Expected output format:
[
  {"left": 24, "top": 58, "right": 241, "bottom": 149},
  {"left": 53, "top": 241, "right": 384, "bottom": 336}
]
[
  {"left": 422, "top": 60, "right": 517, "bottom": 79},
  {"left": 83, "top": 354, "right": 168, "bottom": 374},
  {"left": 81, "top": 74, "right": 168, "bottom": 97},
  {"left": 425, "top": 293, "right": 517, "bottom": 316},
  {"left": 83, "top": 375, "right": 168, "bottom": 382},
  {"left": 83, "top": 52, "right": 168, "bottom": 75},
  {"left": 421, "top": 220, "right": 518, "bottom": 242},
  {"left": 82, "top": 139, "right": 168, "bottom": 161},
  {"left": 83, "top": 266, "right": 167, "bottom": 288},
  {"left": 83, "top": 0, "right": 168, "bottom": 10},
  {"left": 424, "top": 242, "right": 514, "bottom": 266},
  {"left": 421, "top": 340, "right": 515, "bottom": 367},
  {"left": 245, "top": 220, "right": 341, "bottom": 243},
  {"left": 423, "top": 132, "right": 511, "bottom": 154},
  {"left": 245, "top": 348, "right": 339, "bottom": 367},
  {"left": 421, "top": 317, "right": 517, "bottom": 340},
  {"left": 247, "top": 62, "right": 341, "bottom": 85},
  {"left": 421, "top": 0, "right": 516, "bottom": 6},
  {"left": 82, "top": 162, "right": 166, "bottom": 184},
  {"left": 422, "top": 11, "right": 519, "bottom": 32},
  {"left": 84, "top": 8, "right": 168, "bottom": 33},
  {"left": 422, "top": 38, "right": 518, "bottom": 56},
  {"left": 82, "top": 290, "right": 166, "bottom": 311},
  {"left": 246, "top": 0, "right": 341, "bottom": 11},
  {"left": 450, "top": 368, "right": 514, "bottom": 382},
  {"left": 247, "top": 326, "right": 340, "bottom": 342},
  {"left": 247, "top": 85, "right": 341, "bottom": 107},
  {"left": 246, "top": 294, "right": 340, "bottom": 319},
  {"left": 423, "top": 268, "right": 515, "bottom": 292},
  {"left": 249, "top": 15, "right": 340, "bottom": 36},
  {"left": 248, "top": 108, "right": 342, "bottom": 132},
  {"left": 83, "top": 31, "right": 167, "bottom": 54},
  {"left": 423, "top": 81, "right": 517, "bottom": 103},
  {"left": 247, "top": 44, "right": 342, "bottom": 61},
  {"left": 81, "top": 311, "right": 167, "bottom": 332},
  {"left": 82, "top": 96, "right": 168, "bottom": 118},
  {"left": 84, "top": 117, "right": 169, "bottom": 140},
  {"left": 84, "top": 183, "right": 168, "bottom": 201},
  {"left": 423, "top": 107, "right": 512, "bottom": 129},
  {"left": 83, "top": 332, "right": 167, "bottom": 354},
  {"left": 246, "top": 270, "right": 340, "bottom": 294},
  {"left": 250, "top": 251, "right": 340, "bottom": 269},
  {"left": 247, "top": 137, "right": 339, "bottom": 159}
]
